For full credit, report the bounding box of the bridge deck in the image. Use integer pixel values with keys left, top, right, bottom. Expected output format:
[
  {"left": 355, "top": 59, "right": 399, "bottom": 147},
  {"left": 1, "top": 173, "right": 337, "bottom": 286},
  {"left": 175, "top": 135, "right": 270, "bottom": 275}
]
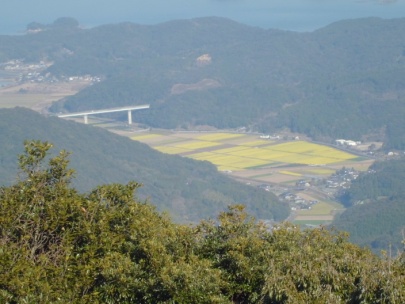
[{"left": 57, "top": 104, "right": 150, "bottom": 118}]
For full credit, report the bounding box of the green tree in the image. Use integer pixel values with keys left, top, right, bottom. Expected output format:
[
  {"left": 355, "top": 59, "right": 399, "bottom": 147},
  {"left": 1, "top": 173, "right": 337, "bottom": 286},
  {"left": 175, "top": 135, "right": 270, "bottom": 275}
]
[
  {"left": 0, "top": 141, "right": 226, "bottom": 303},
  {"left": 195, "top": 205, "right": 272, "bottom": 303},
  {"left": 261, "top": 225, "right": 405, "bottom": 303},
  {"left": 195, "top": 207, "right": 405, "bottom": 303},
  {"left": 1, "top": 141, "right": 404, "bottom": 303}
]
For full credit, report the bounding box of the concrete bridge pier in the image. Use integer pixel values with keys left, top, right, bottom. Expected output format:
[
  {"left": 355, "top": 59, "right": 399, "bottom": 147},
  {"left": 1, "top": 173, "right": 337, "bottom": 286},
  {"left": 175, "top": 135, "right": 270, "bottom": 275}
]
[
  {"left": 84, "top": 115, "right": 88, "bottom": 124},
  {"left": 128, "top": 110, "right": 132, "bottom": 125}
]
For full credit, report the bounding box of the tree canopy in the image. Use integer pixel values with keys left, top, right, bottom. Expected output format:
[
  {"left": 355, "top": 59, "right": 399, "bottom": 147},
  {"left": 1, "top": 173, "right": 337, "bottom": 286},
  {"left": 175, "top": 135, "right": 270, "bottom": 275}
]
[{"left": 1, "top": 141, "right": 404, "bottom": 303}]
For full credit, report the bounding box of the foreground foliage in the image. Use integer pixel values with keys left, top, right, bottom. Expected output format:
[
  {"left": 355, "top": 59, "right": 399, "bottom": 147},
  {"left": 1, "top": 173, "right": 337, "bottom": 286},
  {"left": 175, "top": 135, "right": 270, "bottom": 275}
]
[{"left": 1, "top": 141, "right": 404, "bottom": 303}]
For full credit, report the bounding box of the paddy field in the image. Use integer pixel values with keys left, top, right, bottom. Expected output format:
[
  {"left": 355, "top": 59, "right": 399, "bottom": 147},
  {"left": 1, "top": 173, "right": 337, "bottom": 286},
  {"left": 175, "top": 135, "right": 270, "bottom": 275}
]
[{"left": 131, "top": 130, "right": 372, "bottom": 225}]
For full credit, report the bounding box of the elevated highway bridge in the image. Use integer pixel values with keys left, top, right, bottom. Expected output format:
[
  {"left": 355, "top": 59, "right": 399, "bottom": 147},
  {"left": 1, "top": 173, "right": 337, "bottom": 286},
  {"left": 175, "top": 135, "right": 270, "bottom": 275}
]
[{"left": 57, "top": 104, "right": 150, "bottom": 124}]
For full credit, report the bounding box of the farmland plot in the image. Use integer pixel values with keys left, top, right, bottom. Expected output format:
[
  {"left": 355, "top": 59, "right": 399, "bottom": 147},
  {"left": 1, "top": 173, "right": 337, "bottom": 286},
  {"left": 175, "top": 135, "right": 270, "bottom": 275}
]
[
  {"left": 131, "top": 131, "right": 369, "bottom": 225},
  {"left": 131, "top": 133, "right": 361, "bottom": 176}
]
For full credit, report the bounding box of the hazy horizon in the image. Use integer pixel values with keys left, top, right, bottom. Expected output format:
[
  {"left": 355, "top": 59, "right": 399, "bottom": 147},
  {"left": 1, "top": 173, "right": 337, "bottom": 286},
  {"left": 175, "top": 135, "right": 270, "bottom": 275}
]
[{"left": 1, "top": 0, "right": 405, "bottom": 35}]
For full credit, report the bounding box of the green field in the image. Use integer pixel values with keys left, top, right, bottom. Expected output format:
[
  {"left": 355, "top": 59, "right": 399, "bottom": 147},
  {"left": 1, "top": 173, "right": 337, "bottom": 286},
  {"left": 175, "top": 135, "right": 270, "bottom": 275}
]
[{"left": 297, "top": 201, "right": 343, "bottom": 217}]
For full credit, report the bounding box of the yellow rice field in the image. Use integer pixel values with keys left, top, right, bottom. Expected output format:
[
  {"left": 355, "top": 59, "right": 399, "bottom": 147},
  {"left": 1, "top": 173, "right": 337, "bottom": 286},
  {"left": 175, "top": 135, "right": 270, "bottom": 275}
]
[
  {"left": 170, "top": 140, "right": 221, "bottom": 150},
  {"left": 262, "top": 141, "right": 355, "bottom": 161},
  {"left": 132, "top": 133, "right": 358, "bottom": 172},
  {"left": 190, "top": 151, "right": 270, "bottom": 169},
  {"left": 187, "top": 142, "right": 355, "bottom": 168},
  {"left": 132, "top": 132, "right": 365, "bottom": 223},
  {"left": 240, "top": 140, "right": 272, "bottom": 147},
  {"left": 196, "top": 133, "right": 244, "bottom": 141},
  {"left": 214, "top": 146, "right": 251, "bottom": 154},
  {"left": 279, "top": 170, "right": 303, "bottom": 177}
]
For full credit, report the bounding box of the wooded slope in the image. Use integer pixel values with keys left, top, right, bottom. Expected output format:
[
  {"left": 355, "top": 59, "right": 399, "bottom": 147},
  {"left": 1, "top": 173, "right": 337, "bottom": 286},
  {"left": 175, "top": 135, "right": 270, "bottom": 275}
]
[
  {"left": 0, "top": 108, "right": 288, "bottom": 222},
  {"left": 1, "top": 17, "right": 404, "bottom": 148},
  {"left": 333, "top": 158, "right": 405, "bottom": 253}
]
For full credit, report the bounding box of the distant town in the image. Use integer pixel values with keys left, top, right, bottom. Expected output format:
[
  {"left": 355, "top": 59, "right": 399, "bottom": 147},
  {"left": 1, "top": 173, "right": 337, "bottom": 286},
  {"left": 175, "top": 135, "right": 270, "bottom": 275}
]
[{"left": 1, "top": 59, "right": 102, "bottom": 85}]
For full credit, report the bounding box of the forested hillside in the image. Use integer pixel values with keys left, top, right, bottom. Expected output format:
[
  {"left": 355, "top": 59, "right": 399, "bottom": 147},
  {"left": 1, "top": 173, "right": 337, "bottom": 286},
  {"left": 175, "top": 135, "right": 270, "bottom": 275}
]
[
  {"left": 1, "top": 17, "right": 404, "bottom": 148},
  {"left": 1, "top": 142, "right": 404, "bottom": 303},
  {"left": 0, "top": 108, "right": 288, "bottom": 222},
  {"left": 332, "top": 158, "right": 405, "bottom": 253}
]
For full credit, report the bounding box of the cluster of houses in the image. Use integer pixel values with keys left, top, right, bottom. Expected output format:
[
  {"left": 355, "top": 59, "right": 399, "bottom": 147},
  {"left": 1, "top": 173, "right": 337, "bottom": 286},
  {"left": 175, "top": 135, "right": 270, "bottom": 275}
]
[
  {"left": 1, "top": 59, "right": 101, "bottom": 85},
  {"left": 260, "top": 134, "right": 280, "bottom": 140},
  {"left": 335, "top": 139, "right": 361, "bottom": 147},
  {"left": 277, "top": 168, "right": 362, "bottom": 212},
  {"left": 260, "top": 134, "right": 302, "bottom": 141},
  {"left": 2, "top": 59, "right": 50, "bottom": 72},
  {"left": 326, "top": 167, "right": 359, "bottom": 189},
  {"left": 280, "top": 192, "right": 318, "bottom": 211}
]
